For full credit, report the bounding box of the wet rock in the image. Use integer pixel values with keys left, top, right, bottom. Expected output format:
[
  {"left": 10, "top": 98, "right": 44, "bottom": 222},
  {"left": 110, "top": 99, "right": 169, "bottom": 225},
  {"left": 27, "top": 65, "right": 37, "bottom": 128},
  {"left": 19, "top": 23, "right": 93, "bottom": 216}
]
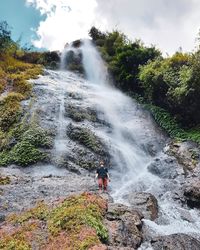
[
  {"left": 0, "top": 214, "right": 5, "bottom": 223},
  {"left": 165, "top": 141, "right": 200, "bottom": 173},
  {"left": 67, "top": 123, "right": 106, "bottom": 155},
  {"left": 150, "top": 234, "right": 200, "bottom": 250},
  {"left": 105, "top": 203, "right": 143, "bottom": 249},
  {"left": 147, "top": 155, "right": 182, "bottom": 179},
  {"left": 126, "top": 192, "right": 158, "bottom": 220},
  {"left": 58, "top": 145, "right": 106, "bottom": 171},
  {"left": 184, "top": 179, "right": 200, "bottom": 208},
  {"left": 65, "top": 103, "right": 98, "bottom": 122}
]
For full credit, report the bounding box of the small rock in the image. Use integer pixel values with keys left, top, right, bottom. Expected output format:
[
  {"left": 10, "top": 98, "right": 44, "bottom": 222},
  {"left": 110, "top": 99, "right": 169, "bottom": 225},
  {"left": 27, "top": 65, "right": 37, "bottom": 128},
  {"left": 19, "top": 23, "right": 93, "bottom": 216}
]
[{"left": 151, "top": 234, "right": 200, "bottom": 250}]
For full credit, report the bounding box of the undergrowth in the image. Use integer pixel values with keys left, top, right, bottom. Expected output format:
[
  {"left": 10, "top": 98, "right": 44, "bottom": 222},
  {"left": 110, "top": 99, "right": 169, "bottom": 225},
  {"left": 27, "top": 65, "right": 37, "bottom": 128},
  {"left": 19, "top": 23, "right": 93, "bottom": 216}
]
[
  {"left": 131, "top": 93, "right": 200, "bottom": 144},
  {"left": 0, "top": 53, "right": 49, "bottom": 167},
  {"left": 1, "top": 193, "right": 108, "bottom": 250}
]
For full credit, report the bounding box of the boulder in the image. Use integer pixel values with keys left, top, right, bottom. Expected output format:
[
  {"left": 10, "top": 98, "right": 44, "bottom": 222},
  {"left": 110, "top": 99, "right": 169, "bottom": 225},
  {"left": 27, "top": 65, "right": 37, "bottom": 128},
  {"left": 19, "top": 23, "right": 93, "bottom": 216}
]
[
  {"left": 147, "top": 156, "right": 182, "bottom": 179},
  {"left": 126, "top": 192, "right": 158, "bottom": 220},
  {"left": 165, "top": 141, "right": 200, "bottom": 173},
  {"left": 184, "top": 179, "right": 200, "bottom": 208},
  {"left": 105, "top": 203, "right": 143, "bottom": 249},
  {"left": 151, "top": 234, "right": 200, "bottom": 250}
]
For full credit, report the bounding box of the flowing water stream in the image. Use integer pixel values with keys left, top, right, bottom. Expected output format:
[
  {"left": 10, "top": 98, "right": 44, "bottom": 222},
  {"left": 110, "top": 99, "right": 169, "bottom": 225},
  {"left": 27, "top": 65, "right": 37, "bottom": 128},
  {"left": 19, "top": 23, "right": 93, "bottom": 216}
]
[{"left": 61, "top": 40, "right": 200, "bottom": 243}]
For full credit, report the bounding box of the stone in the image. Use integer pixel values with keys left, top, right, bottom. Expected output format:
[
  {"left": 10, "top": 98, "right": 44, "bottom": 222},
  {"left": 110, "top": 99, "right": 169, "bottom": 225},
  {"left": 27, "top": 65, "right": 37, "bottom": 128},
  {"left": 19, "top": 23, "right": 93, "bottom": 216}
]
[
  {"left": 166, "top": 141, "right": 200, "bottom": 173},
  {"left": 150, "top": 234, "right": 200, "bottom": 250},
  {"left": 0, "top": 213, "right": 5, "bottom": 223},
  {"left": 126, "top": 192, "right": 158, "bottom": 220},
  {"left": 147, "top": 156, "right": 180, "bottom": 179},
  {"left": 105, "top": 203, "right": 143, "bottom": 249},
  {"left": 184, "top": 179, "right": 200, "bottom": 208}
]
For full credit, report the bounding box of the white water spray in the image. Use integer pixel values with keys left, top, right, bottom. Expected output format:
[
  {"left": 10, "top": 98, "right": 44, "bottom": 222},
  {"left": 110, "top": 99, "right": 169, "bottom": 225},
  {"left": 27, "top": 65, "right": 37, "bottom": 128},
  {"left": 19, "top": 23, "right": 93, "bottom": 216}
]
[{"left": 81, "top": 40, "right": 109, "bottom": 85}]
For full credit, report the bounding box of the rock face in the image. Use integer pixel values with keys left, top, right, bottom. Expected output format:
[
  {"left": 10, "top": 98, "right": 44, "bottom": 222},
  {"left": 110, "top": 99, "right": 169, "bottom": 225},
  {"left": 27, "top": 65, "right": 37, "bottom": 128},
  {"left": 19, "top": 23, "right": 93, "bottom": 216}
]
[
  {"left": 105, "top": 203, "right": 143, "bottom": 249},
  {"left": 165, "top": 141, "right": 200, "bottom": 173},
  {"left": 150, "top": 234, "right": 200, "bottom": 250},
  {"left": 147, "top": 155, "right": 183, "bottom": 179},
  {"left": 126, "top": 192, "right": 158, "bottom": 220},
  {"left": 184, "top": 179, "right": 200, "bottom": 208}
]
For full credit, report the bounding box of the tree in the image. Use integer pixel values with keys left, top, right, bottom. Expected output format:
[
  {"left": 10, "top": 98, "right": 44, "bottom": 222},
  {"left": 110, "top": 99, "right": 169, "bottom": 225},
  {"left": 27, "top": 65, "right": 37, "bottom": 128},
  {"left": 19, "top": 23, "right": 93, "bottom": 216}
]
[{"left": 0, "top": 21, "right": 12, "bottom": 53}]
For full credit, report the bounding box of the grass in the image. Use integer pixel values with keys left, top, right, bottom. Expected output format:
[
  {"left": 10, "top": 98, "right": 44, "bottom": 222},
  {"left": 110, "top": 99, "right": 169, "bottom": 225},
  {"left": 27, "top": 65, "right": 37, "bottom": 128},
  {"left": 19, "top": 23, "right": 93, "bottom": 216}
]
[{"left": 1, "top": 193, "right": 108, "bottom": 250}]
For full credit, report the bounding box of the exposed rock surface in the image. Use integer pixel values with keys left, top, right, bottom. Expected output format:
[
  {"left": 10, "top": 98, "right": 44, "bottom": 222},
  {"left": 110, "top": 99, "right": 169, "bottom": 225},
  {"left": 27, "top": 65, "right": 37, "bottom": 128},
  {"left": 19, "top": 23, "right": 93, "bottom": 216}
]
[
  {"left": 105, "top": 203, "right": 143, "bottom": 249},
  {"left": 147, "top": 155, "right": 183, "bottom": 179},
  {"left": 150, "top": 234, "right": 200, "bottom": 250},
  {"left": 165, "top": 141, "right": 200, "bottom": 173},
  {"left": 125, "top": 192, "right": 158, "bottom": 220},
  {"left": 184, "top": 179, "right": 200, "bottom": 208}
]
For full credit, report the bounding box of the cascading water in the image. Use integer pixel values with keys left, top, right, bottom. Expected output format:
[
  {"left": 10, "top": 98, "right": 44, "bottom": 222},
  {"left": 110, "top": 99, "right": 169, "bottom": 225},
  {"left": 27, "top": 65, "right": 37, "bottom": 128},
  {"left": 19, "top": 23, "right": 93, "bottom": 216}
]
[{"left": 79, "top": 40, "right": 200, "bottom": 240}]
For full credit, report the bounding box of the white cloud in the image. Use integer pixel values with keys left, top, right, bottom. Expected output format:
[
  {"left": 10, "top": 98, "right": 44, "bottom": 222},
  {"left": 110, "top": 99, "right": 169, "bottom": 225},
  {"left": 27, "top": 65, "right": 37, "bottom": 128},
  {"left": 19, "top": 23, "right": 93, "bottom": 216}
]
[
  {"left": 26, "top": 0, "right": 98, "bottom": 50},
  {"left": 26, "top": 0, "right": 200, "bottom": 54}
]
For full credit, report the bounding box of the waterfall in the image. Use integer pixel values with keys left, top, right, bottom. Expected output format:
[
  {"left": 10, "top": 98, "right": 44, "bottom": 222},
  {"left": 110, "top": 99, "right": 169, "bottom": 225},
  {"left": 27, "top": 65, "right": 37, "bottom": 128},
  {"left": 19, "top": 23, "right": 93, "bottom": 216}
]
[
  {"left": 81, "top": 39, "right": 109, "bottom": 85},
  {"left": 54, "top": 40, "right": 200, "bottom": 238},
  {"left": 60, "top": 44, "right": 80, "bottom": 70},
  {"left": 79, "top": 40, "right": 200, "bottom": 237}
]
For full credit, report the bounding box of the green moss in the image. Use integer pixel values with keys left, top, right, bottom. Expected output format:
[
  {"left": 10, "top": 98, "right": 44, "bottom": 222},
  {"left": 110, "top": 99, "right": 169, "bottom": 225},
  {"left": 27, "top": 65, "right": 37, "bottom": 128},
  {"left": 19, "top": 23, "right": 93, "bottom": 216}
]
[
  {"left": 21, "top": 126, "right": 53, "bottom": 149},
  {"left": 79, "top": 235, "right": 100, "bottom": 250},
  {"left": 47, "top": 193, "right": 108, "bottom": 243},
  {"left": 2, "top": 193, "right": 108, "bottom": 249},
  {"left": 8, "top": 201, "right": 49, "bottom": 224},
  {"left": 0, "top": 92, "right": 24, "bottom": 132},
  {"left": 65, "top": 104, "right": 97, "bottom": 123},
  {"left": 0, "top": 124, "right": 52, "bottom": 167},
  {"left": 0, "top": 175, "right": 10, "bottom": 185},
  {"left": 67, "top": 125, "right": 105, "bottom": 155},
  {"left": 0, "top": 238, "right": 31, "bottom": 250},
  {"left": 11, "top": 140, "right": 47, "bottom": 166}
]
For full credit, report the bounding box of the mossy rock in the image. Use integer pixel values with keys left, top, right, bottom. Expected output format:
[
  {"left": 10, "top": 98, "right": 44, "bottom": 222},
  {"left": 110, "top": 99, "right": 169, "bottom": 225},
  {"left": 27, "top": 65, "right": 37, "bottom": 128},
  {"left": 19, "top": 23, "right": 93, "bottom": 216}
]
[
  {"left": 67, "top": 124, "right": 106, "bottom": 155},
  {"left": 1, "top": 193, "right": 108, "bottom": 249},
  {"left": 11, "top": 140, "right": 48, "bottom": 166},
  {"left": 65, "top": 103, "right": 97, "bottom": 122},
  {"left": 0, "top": 175, "right": 10, "bottom": 185},
  {"left": 0, "top": 92, "right": 24, "bottom": 132},
  {"left": 0, "top": 124, "right": 52, "bottom": 167}
]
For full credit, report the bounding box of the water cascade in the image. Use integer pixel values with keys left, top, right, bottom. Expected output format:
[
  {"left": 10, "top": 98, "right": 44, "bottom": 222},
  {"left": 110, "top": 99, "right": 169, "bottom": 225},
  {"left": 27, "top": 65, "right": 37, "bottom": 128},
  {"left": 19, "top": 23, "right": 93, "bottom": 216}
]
[{"left": 80, "top": 40, "right": 200, "bottom": 238}]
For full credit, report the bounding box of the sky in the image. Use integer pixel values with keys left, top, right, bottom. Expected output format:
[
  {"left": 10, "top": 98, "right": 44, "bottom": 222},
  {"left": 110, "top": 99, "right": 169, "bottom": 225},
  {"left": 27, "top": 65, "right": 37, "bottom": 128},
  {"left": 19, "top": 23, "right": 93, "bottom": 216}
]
[{"left": 1, "top": 0, "right": 200, "bottom": 54}]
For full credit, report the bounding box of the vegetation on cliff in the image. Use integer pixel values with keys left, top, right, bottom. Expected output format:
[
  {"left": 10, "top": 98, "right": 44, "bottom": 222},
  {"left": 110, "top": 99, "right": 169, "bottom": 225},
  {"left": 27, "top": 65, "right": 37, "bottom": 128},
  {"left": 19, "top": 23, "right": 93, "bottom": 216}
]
[{"left": 0, "top": 21, "right": 55, "bottom": 167}]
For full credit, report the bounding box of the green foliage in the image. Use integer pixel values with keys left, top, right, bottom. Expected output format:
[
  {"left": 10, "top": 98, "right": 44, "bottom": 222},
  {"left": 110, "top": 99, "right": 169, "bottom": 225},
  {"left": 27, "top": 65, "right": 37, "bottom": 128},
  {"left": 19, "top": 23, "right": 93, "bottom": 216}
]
[
  {"left": 144, "top": 103, "right": 200, "bottom": 143},
  {"left": 138, "top": 52, "right": 200, "bottom": 127},
  {"left": 0, "top": 124, "right": 52, "bottom": 167},
  {"left": 11, "top": 140, "right": 47, "bottom": 166},
  {"left": 67, "top": 125, "right": 105, "bottom": 155},
  {"left": 0, "top": 92, "right": 23, "bottom": 132},
  {"left": 2, "top": 193, "right": 108, "bottom": 249},
  {"left": 0, "top": 21, "right": 12, "bottom": 53},
  {"left": 0, "top": 175, "right": 10, "bottom": 185}
]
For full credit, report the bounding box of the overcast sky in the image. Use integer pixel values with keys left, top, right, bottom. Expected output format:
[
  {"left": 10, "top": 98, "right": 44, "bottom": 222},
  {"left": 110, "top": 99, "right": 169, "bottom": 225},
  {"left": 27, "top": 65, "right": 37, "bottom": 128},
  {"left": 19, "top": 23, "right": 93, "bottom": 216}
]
[{"left": 1, "top": 0, "right": 200, "bottom": 54}]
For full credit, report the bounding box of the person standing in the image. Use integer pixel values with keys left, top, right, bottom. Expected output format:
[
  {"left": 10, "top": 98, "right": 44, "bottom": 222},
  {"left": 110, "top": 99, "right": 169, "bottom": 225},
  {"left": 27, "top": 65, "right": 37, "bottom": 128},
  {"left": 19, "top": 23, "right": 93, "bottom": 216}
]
[{"left": 95, "top": 161, "right": 110, "bottom": 192}]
